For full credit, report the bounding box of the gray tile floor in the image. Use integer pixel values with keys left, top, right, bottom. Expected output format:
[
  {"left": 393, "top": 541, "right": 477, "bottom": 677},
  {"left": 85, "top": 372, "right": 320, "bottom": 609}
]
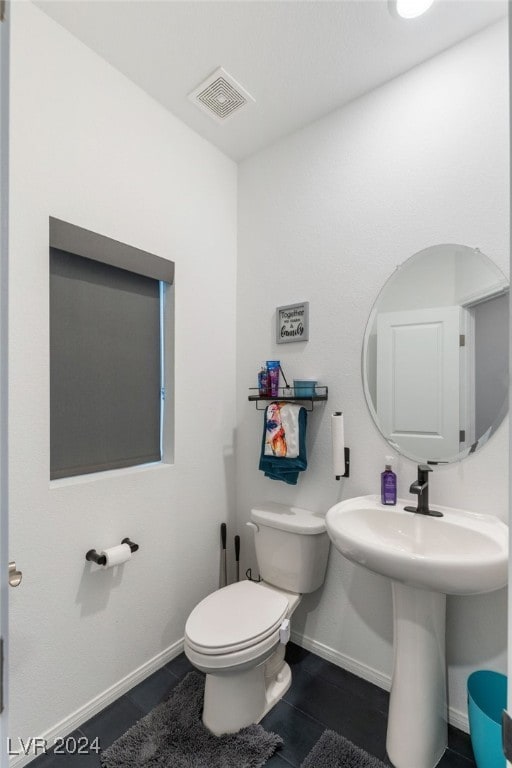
[{"left": 31, "top": 643, "right": 476, "bottom": 767}]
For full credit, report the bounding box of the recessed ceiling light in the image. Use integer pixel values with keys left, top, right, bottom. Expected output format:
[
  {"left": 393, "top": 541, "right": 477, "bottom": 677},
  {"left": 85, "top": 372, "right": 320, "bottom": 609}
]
[{"left": 389, "top": 0, "right": 435, "bottom": 19}]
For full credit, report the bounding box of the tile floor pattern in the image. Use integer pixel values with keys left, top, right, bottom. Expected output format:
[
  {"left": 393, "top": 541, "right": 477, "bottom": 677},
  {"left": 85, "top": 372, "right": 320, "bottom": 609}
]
[{"left": 30, "top": 643, "right": 476, "bottom": 767}]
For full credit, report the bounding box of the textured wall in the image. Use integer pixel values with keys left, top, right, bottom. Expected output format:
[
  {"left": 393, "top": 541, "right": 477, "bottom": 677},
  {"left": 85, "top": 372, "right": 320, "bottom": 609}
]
[
  {"left": 237, "top": 20, "right": 509, "bottom": 727},
  {"left": 9, "top": 1, "right": 237, "bottom": 747}
]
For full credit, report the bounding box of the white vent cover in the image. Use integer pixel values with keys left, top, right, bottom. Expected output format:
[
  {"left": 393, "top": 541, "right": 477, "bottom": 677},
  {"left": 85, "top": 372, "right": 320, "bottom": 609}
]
[{"left": 188, "top": 67, "right": 255, "bottom": 123}]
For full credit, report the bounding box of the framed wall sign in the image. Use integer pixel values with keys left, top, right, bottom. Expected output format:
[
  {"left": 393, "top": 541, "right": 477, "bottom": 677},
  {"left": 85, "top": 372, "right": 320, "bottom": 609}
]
[{"left": 276, "top": 301, "right": 309, "bottom": 344}]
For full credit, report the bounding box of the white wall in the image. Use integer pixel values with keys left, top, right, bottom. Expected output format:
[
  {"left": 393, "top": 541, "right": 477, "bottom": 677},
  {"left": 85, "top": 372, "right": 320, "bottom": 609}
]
[
  {"left": 9, "top": 1, "right": 237, "bottom": 748},
  {"left": 237, "top": 20, "right": 509, "bottom": 727}
]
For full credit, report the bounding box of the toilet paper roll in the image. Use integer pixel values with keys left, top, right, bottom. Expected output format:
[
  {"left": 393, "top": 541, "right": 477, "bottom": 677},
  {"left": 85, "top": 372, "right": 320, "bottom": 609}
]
[
  {"left": 331, "top": 412, "right": 345, "bottom": 478},
  {"left": 100, "top": 543, "right": 132, "bottom": 568}
]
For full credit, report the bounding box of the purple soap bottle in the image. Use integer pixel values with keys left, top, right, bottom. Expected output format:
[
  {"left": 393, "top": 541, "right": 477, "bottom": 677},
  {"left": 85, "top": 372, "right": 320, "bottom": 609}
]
[{"left": 381, "top": 456, "right": 397, "bottom": 506}]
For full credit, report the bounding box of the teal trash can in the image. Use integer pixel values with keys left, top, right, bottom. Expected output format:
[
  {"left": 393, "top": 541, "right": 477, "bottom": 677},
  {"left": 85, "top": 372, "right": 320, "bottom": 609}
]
[{"left": 468, "top": 670, "right": 507, "bottom": 768}]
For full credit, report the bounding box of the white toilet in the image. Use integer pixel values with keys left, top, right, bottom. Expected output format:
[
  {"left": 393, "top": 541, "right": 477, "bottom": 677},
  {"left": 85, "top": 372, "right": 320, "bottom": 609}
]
[{"left": 184, "top": 502, "right": 330, "bottom": 735}]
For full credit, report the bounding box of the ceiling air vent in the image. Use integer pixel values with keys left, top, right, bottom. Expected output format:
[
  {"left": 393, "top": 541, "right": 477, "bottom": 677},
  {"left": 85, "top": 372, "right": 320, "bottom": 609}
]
[{"left": 188, "top": 67, "right": 255, "bottom": 124}]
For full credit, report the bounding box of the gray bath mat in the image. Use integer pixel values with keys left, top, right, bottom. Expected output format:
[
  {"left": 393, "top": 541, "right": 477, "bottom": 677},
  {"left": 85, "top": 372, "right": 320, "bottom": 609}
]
[
  {"left": 300, "top": 730, "right": 388, "bottom": 768},
  {"left": 101, "top": 670, "right": 283, "bottom": 768}
]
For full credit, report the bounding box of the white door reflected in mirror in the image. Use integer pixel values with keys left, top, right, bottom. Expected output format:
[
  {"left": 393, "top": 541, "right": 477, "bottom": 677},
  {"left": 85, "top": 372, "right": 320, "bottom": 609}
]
[{"left": 377, "top": 306, "right": 462, "bottom": 459}]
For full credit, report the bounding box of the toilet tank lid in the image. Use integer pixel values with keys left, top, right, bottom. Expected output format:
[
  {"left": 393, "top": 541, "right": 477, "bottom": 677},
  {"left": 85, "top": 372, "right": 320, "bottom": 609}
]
[{"left": 251, "top": 502, "right": 326, "bottom": 534}]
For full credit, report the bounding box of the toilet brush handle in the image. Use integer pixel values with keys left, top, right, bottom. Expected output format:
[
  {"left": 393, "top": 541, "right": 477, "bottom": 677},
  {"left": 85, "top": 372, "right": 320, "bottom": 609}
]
[
  {"left": 220, "top": 523, "right": 227, "bottom": 588},
  {"left": 234, "top": 535, "right": 240, "bottom": 582}
]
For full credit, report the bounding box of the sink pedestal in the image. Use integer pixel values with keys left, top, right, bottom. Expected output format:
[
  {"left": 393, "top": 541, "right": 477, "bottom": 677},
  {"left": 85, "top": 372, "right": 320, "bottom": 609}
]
[
  {"left": 387, "top": 582, "right": 447, "bottom": 768},
  {"left": 326, "top": 495, "right": 508, "bottom": 767}
]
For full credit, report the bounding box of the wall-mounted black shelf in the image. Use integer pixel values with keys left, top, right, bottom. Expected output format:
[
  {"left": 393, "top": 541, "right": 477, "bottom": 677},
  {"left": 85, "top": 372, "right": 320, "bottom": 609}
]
[{"left": 248, "top": 385, "right": 328, "bottom": 412}]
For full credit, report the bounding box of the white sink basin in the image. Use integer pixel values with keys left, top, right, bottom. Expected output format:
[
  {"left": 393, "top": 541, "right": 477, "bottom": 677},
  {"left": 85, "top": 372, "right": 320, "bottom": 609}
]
[
  {"left": 325, "top": 494, "right": 508, "bottom": 595},
  {"left": 325, "top": 494, "right": 508, "bottom": 768}
]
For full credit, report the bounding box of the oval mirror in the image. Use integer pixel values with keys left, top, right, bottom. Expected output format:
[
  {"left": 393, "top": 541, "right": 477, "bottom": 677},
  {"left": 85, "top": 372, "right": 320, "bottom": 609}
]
[{"left": 362, "top": 244, "right": 509, "bottom": 464}]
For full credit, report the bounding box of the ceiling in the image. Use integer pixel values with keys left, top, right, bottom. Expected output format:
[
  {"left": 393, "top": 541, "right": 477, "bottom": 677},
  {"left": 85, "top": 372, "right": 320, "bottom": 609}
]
[{"left": 35, "top": 0, "right": 507, "bottom": 161}]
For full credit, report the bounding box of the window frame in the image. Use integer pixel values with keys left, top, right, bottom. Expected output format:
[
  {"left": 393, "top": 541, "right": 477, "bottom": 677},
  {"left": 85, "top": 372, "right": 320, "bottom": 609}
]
[{"left": 49, "top": 217, "right": 175, "bottom": 482}]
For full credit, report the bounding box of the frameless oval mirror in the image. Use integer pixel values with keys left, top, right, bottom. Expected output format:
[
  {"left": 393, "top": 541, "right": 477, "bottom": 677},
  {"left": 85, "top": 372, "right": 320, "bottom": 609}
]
[{"left": 362, "top": 244, "right": 509, "bottom": 464}]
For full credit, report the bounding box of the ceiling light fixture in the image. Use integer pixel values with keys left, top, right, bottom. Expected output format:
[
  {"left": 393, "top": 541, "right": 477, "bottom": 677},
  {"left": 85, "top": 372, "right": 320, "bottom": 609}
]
[{"left": 389, "top": 0, "right": 435, "bottom": 19}]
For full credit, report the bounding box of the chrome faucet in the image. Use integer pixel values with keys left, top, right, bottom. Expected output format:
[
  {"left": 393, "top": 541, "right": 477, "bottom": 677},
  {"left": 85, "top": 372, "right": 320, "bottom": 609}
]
[{"left": 404, "top": 464, "right": 443, "bottom": 517}]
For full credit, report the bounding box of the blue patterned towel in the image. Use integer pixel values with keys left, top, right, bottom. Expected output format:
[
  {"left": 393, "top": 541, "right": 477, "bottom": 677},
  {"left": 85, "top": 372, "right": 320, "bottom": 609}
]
[{"left": 259, "top": 403, "right": 307, "bottom": 485}]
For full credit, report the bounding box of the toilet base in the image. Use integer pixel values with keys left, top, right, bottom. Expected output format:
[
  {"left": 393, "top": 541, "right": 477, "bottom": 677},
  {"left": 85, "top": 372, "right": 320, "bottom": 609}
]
[
  {"left": 202, "top": 654, "right": 291, "bottom": 735},
  {"left": 261, "top": 659, "right": 291, "bottom": 718}
]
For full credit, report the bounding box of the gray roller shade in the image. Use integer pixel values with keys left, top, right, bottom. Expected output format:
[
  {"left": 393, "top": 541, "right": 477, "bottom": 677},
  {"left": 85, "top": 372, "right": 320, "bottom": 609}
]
[
  {"left": 50, "top": 247, "right": 162, "bottom": 479},
  {"left": 50, "top": 217, "right": 174, "bottom": 284}
]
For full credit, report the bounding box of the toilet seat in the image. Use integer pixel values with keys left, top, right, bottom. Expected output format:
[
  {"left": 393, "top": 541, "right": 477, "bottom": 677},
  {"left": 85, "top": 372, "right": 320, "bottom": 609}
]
[
  {"left": 183, "top": 501, "right": 329, "bottom": 736},
  {"left": 185, "top": 580, "right": 289, "bottom": 656}
]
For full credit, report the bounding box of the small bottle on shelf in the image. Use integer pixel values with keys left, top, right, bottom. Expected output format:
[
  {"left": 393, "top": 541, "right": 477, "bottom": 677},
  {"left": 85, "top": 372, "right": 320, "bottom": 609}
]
[
  {"left": 266, "top": 360, "right": 280, "bottom": 398},
  {"left": 258, "top": 364, "right": 269, "bottom": 396}
]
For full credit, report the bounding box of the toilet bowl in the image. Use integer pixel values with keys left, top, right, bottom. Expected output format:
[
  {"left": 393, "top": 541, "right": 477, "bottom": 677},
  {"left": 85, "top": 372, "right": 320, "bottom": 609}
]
[
  {"left": 185, "top": 579, "right": 300, "bottom": 734},
  {"left": 184, "top": 502, "right": 330, "bottom": 735}
]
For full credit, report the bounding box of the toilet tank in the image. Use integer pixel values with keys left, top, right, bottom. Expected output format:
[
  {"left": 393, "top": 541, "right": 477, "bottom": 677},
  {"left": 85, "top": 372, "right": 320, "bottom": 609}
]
[{"left": 249, "top": 502, "right": 330, "bottom": 593}]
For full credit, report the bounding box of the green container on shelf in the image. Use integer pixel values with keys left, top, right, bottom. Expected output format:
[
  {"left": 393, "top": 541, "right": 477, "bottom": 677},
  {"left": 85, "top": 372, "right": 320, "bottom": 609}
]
[{"left": 293, "top": 379, "right": 317, "bottom": 397}]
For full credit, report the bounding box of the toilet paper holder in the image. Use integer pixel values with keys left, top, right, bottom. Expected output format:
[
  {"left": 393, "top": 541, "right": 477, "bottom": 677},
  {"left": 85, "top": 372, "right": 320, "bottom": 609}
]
[{"left": 86, "top": 538, "right": 139, "bottom": 566}]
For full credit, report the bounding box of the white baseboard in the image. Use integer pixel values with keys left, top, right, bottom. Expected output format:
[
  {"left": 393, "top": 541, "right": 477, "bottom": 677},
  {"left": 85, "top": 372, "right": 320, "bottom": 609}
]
[
  {"left": 448, "top": 706, "right": 470, "bottom": 734},
  {"left": 10, "top": 638, "right": 185, "bottom": 768},
  {"left": 291, "top": 630, "right": 391, "bottom": 691},
  {"left": 291, "top": 630, "right": 469, "bottom": 734}
]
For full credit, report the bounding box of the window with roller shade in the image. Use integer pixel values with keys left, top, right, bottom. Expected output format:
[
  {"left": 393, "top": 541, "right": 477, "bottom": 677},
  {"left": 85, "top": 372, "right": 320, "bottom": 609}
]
[{"left": 49, "top": 218, "right": 174, "bottom": 480}]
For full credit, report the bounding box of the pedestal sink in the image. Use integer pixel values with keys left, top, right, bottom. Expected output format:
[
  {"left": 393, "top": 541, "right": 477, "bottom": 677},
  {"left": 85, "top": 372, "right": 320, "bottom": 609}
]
[{"left": 325, "top": 495, "right": 508, "bottom": 768}]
